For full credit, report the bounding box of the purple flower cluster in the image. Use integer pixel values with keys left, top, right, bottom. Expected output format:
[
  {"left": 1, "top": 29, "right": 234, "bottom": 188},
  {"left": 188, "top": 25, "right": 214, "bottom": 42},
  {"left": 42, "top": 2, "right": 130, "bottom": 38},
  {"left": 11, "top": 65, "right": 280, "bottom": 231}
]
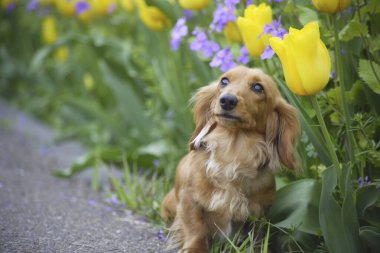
[
  {"left": 171, "top": 18, "right": 188, "bottom": 51},
  {"left": 357, "top": 176, "right": 371, "bottom": 188},
  {"left": 263, "top": 17, "right": 288, "bottom": 39},
  {"left": 210, "top": 47, "right": 236, "bottom": 72},
  {"left": 210, "top": 3, "right": 237, "bottom": 33},
  {"left": 173, "top": 0, "right": 293, "bottom": 71},
  {"left": 260, "top": 17, "right": 288, "bottom": 60},
  {"left": 190, "top": 27, "right": 220, "bottom": 58}
]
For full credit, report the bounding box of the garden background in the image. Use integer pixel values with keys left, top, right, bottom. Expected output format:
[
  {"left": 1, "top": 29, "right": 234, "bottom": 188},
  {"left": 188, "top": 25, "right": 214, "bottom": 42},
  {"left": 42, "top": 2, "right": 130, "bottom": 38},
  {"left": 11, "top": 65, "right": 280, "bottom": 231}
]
[{"left": 1, "top": 0, "right": 379, "bottom": 252}]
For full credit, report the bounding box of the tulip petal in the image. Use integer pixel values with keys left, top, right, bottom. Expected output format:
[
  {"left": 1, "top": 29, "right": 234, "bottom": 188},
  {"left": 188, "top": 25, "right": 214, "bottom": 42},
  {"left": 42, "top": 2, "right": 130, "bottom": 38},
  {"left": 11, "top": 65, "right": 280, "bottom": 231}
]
[
  {"left": 289, "top": 22, "right": 330, "bottom": 95},
  {"left": 270, "top": 36, "right": 307, "bottom": 95},
  {"left": 237, "top": 17, "right": 265, "bottom": 57}
]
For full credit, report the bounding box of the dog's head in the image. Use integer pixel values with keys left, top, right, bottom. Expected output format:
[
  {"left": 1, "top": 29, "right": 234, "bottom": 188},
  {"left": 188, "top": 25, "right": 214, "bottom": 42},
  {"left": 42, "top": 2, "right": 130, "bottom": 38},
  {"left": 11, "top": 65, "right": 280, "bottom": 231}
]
[{"left": 189, "top": 66, "right": 300, "bottom": 171}]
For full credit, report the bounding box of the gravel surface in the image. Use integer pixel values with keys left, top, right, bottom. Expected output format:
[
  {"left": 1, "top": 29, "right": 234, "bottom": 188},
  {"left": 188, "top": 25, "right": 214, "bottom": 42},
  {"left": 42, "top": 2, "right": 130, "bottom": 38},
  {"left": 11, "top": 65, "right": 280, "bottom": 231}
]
[{"left": 0, "top": 100, "right": 168, "bottom": 253}]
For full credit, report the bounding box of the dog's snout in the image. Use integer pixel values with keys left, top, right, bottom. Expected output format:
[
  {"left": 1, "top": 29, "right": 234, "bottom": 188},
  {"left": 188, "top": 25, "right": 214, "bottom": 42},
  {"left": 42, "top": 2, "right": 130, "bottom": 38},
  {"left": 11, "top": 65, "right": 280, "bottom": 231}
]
[{"left": 220, "top": 94, "right": 238, "bottom": 111}]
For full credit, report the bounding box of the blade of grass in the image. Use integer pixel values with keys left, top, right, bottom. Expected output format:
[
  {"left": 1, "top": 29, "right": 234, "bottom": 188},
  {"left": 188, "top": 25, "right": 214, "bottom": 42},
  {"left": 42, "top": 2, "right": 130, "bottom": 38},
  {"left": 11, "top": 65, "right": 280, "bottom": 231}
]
[{"left": 261, "top": 224, "right": 270, "bottom": 253}]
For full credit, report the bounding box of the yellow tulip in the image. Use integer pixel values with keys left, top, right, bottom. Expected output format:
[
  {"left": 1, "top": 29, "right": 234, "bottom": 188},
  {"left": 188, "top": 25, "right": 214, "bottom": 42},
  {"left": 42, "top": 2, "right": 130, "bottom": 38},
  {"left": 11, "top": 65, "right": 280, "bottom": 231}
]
[
  {"left": 119, "top": 0, "right": 134, "bottom": 12},
  {"left": 269, "top": 22, "right": 331, "bottom": 96},
  {"left": 179, "top": 0, "right": 209, "bottom": 10},
  {"left": 224, "top": 21, "right": 242, "bottom": 43},
  {"left": 137, "top": 0, "right": 170, "bottom": 31},
  {"left": 78, "top": 7, "right": 94, "bottom": 23},
  {"left": 55, "top": 0, "right": 76, "bottom": 16},
  {"left": 312, "top": 0, "right": 351, "bottom": 14},
  {"left": 91, "top": 0, "right": 117, "bottom": 16},
  {"left": 42, "top": 15, "right": 58, "bottom": 44},
  {"left": 55, "top": 46, "right": 69, "bottom": 62},
  {"left": 237, "top": 3, "right": 272, "bottom": 57}
]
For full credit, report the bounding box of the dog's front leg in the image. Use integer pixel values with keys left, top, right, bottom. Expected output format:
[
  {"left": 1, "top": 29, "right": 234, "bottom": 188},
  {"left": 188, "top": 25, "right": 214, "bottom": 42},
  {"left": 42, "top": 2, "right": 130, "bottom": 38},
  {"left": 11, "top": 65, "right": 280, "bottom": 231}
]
[{"left": 177, "top": 191, "right": 209, "bottom": 253}]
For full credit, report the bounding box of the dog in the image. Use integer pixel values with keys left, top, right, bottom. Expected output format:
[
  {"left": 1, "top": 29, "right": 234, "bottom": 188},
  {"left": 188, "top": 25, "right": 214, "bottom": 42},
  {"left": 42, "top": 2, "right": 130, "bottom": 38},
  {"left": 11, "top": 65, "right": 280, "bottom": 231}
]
[{"left": 161, "top": 66, "right": 300, "bottom": 252}]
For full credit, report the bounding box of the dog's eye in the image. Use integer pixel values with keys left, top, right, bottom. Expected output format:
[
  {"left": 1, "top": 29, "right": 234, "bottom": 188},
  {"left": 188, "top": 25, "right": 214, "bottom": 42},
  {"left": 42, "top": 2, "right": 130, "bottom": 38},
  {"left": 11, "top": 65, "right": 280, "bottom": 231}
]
[
  {"left": 251, "top": 83, "right": 264, "bottom": 93},
  {"left": 220, "top": 77, "right": 229, "bottom": 87}
]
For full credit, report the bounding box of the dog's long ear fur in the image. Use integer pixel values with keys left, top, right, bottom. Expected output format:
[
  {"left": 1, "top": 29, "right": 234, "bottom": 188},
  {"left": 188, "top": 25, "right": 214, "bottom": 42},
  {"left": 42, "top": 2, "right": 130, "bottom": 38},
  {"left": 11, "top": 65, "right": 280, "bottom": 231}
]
[
  {"left": 189, "top": 83, "right": 218, "bottom": 150},
  {"left": 266, "top": 98, "right": 300, "bottom": 171}
]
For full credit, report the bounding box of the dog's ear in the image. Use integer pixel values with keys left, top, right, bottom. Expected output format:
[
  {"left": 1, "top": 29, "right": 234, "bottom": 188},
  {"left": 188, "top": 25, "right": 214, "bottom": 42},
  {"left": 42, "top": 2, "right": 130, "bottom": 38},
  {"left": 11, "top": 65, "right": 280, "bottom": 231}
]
[
  {"left": 189, "top": 83, "right": 218, "bottom": 150},
  {"left": 266, "top": 98, "right": 300, "bottom": 171}
]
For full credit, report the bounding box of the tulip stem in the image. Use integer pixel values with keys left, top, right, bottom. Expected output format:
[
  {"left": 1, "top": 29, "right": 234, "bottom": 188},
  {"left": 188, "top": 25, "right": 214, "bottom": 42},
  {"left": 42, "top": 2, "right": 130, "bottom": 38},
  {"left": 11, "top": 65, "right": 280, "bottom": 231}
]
[
  {"left": 311, "top": 95, "right": 341, "bottom": 171},
  {"left": 332, "top": 15, "right": 356, "bottom": 167}
]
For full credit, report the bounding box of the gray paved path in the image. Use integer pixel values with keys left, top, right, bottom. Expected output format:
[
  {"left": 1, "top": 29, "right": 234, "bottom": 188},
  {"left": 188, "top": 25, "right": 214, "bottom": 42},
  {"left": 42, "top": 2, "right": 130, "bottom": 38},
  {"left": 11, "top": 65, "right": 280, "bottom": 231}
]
[{"left": 0, "top": 100, "right": 167, "bottom": 253}]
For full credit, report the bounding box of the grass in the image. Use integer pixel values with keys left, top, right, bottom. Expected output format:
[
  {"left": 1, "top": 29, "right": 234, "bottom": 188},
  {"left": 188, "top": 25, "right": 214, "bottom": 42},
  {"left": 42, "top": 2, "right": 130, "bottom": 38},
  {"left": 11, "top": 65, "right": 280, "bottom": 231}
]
[{"left": 104, "top": 157, "right": 307, "bottom": 252}]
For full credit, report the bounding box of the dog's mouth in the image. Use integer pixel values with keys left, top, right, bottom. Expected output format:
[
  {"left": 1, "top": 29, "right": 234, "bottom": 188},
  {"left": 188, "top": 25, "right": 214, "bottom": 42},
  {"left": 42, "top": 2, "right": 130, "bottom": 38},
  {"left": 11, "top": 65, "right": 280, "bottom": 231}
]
[{"left": 216, "top": 113, "right": 243, "bottom": 122}]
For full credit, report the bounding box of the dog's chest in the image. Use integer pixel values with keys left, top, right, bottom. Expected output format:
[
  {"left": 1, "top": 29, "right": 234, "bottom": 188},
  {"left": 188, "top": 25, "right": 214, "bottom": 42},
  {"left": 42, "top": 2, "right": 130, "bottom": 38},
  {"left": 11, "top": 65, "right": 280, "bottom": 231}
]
[{"left": 204, "top": 134, "right": 267, "bottom": 220}]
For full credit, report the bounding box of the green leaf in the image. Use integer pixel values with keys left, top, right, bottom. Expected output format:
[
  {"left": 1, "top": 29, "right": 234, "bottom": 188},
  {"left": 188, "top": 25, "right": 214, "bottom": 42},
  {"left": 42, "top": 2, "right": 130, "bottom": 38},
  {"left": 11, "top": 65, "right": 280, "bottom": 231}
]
[
  {"left": 356, "top": 185, "right": 380, "bottom": 218},
  {"left": 30, "top": 46, "right": 53, "bottom": 73},
  {"left": 359, "top": 226, "right": 380, "bottom": 251},
  {"left": 53, "top": 152, "right": 95, "bottom": 178},
  {"left": 339, "top": 19, "right": 368, "bottom": 42},
  {"left": 261, "top": 224, "right": 270, "bottom": 253},
  {"left": 269, "top": 179, "right": 321, "bottom": 235},
  {"left": 99, "top": 61, "right": 153, "bottom": 142},
  {"left": 319, "top": 167, "right": 362, "bottom": 253},
  {"left": 98, "top": 147, "right": 124, "bottom": 163},
  {"left": 138, "top": 140, "right": 173, "bottom": 157},
  {"left": 358, "top": 59, "right": 380, "bottom": 95},
  {"left": 341, "top": 166, "right": 362, "bottom": 253},
  {"left": 296, "top": 6, "right": 319, "bottom": 26}
]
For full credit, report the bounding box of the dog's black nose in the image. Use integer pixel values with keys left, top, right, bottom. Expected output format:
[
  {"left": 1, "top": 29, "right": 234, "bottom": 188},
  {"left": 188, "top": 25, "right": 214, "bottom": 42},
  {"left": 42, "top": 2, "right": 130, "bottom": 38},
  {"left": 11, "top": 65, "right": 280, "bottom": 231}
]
[{"left": 220, "top": 94, "right": 238, "bottom": 111}]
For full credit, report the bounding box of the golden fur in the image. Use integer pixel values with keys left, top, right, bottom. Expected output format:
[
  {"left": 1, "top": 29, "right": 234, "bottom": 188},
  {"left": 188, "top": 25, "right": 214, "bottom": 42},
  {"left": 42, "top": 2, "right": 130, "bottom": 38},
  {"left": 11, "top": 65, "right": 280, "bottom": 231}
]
[{"left": 161, "top": 66, "right": 300, "bottom": 253}]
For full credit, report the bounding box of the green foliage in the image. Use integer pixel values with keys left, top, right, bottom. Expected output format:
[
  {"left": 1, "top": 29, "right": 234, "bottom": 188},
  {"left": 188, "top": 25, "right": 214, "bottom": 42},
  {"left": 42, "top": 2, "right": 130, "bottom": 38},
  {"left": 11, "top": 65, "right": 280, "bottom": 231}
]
[
  {"left": 358, "top": 59, "right": 380, "bottom": 94},
  {"left": 339, "top": 19, "right": 369, "bottom": 42}
]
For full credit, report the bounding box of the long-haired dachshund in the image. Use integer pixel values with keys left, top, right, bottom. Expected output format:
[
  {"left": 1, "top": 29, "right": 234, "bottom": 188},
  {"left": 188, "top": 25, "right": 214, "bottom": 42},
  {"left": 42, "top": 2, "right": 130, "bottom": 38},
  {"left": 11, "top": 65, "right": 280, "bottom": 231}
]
[{"left": 161, "top": 66, "right": 300, "bottom": 252}]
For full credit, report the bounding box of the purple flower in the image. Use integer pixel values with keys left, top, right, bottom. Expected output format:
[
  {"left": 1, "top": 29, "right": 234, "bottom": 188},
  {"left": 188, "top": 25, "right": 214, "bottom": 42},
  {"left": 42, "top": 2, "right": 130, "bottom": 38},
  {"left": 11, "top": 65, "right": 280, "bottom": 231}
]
[
  {"left": 110, "top": 195, "right": 119, "bottom": 206},
  {"left": 224, "top": 0, "right": 240, "bottom": 7},
  {"left": 210, "top": 4, "right": 236, "bottom": 33},
  {"left": 154, "top": 230, "right": 167, "bottom": 241},
  {"left": 357, "top": 176, "right": 371, "bottom": 188},
  {"left": 260, "top": 16, "right": 288, "bottom": 60},
  {"left": 6, "top": 2, "right": 16, "bottom": 12},
  {"left": 268, "top": 0, "right": 284, "bottom": 2},
  {"left": 190, "top": 27, "right": 220, "bottom": 58},
  {"left": 246, "top": 0, "right": 253, "bottom": 6},
  {"left": 261, "top": 16, "right": 288, "bottom": 40},
  {"left": 261, "top": 45, "right": 275, "bottom": 60},
  {"left": 27, "top": 0, "right": 39, "bottom": 12},
  {"left": 210, "top": 47, "right": 236, "bottom": 72},
  {"left": 75, "top": 0, "right": 90, "bottom": 15},
  {"left": 183, "top": 9, "right": 194, "bottom": 20},
  {"left": 108, "top": 3, "right": 117, "bottom": 15},
  {"left": 237, "top": 46, "right": 249, "bottom": 64},
  {"left": 153, "top": 159, "right": 160, "bottom": 168},
  {"left": 171, "top": 18, "right": 188, "bottom": 51}
]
